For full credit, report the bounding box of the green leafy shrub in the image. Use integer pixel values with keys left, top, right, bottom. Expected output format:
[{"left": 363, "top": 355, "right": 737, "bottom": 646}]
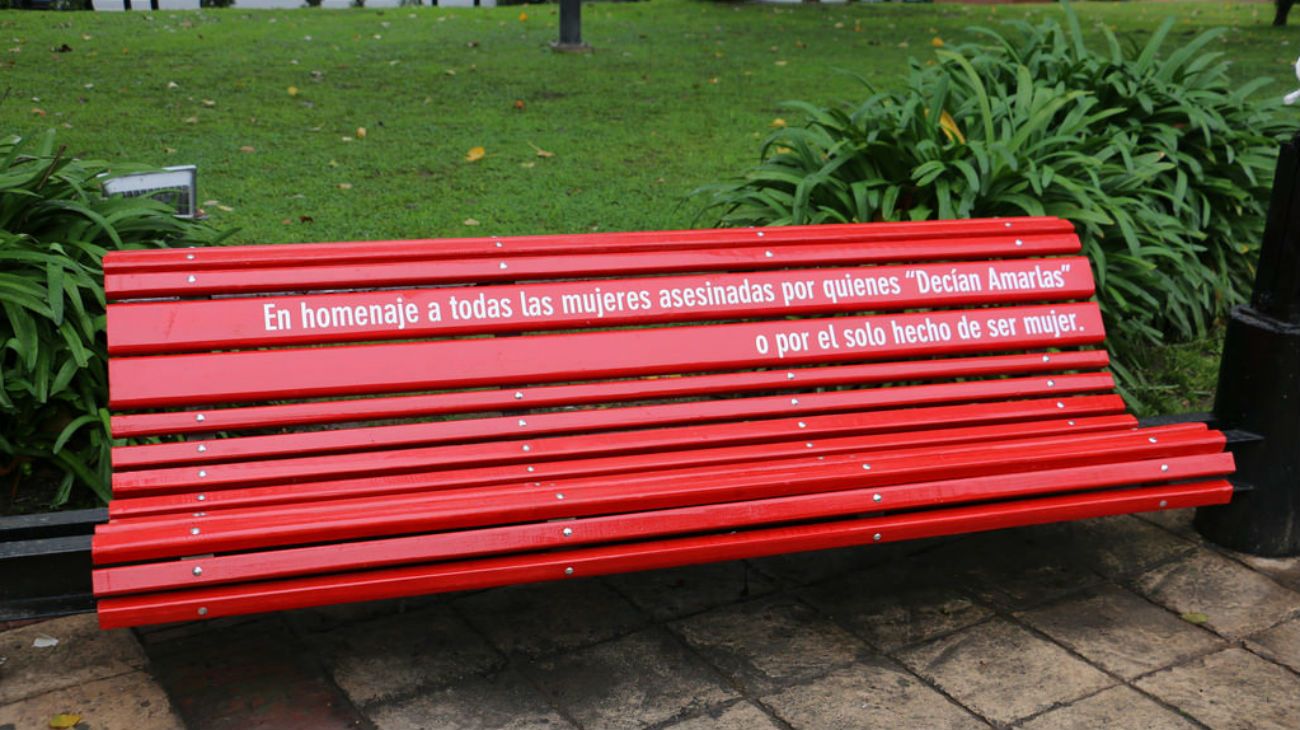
[
  {"left": 1, "top": 131, "right": 227, "bottom": 509},
  {"left": 694, "top": 7, "right": 1289, "bottom": 403}
]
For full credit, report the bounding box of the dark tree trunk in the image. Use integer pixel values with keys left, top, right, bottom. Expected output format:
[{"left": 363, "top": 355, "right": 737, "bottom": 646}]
[{"left": 1278, "top": 0, "right": 1295, "bottom": 27}]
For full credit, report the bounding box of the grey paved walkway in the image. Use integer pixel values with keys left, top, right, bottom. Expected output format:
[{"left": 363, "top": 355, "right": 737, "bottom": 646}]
[{"left": 3, "top": 508, "right": 1300, "bottom": 729}]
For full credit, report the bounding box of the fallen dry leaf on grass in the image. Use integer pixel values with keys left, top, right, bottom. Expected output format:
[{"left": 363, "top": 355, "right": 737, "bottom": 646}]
[
  {"left": 239, "top": 145, "right": 255, "bottom": 153},
  {"left": 527, "top": 142, "right": 554, "bottom": 158},
  {"left": 465, "top": 146, "right": 486, "bottom": 162},
  {"left": 463, "top": 218, "right": 481, "bottom": 226},
  {"left": 337, "top": 182, "right": 352, "bottom": 190},
  {"left": 356, "top": 127, "right": 367, "bottom": 139},
  {"left": 514, "top": 99, "right": 526, "bottom": 110},
  {"left": 770, "top": 118, "right": 787, "bottom": 128},
  {"left": 201, "top": 99, "right": 216, "bottom": 107},
  {"left": 287, "top": 85, "right": 299, "bottom": 96}
]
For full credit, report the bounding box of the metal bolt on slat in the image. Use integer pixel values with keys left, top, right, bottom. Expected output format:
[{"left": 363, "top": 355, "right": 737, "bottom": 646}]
[
  {"left": 862, "top": 464, "right": 872, "bottom": 471},
  {"left": 1042, "top": 355, "right": 1050, "bottom": 362},
  {"left": 1047, "top": 380, "right": 1055, "bottom": 387},
  {"left": 522, "top": 444, "right": 531, "bottom": 452},
  {"left": 514, "top": 391, "right": 524, "bottom": 400},
  {"left": 562, "top": 528, "right": 573, "bottom": 537},
  {"left": 196, "top": 494, "right": 206, "bottom": 501},
  {"left": 786, "top": 372, "right": 795, "bottom": 380},
  {"left": 195, "top": 413, "right": 205, "bottom": 422},
  {"left": 873, "top": 494, "right": 882, "bottom": 502},
  {"left": 564, "top": 567, "right": 575, "bottom": 575},
  {"left": 1015, "top": 239, "right": 1024, "bottom": 247},
  {"left": 192, "top": 566, "right": 203, "bottom": 576},
  {"left": 805, "top": 442, "right": 813, "bottom": 448},
  {"left": 556, "top": 493, "right": 565, "bottom": 500},
  {"left": 757, "top": 231, "right": 765, "bottom": 237},
  {"left": 1149, "top": 437, "right": 1158, "bottom": 443},
  {"left": 1159, "top": 500, "right": 1169, "bottom": 508},
  {"left": 1161, "top": 464, "right": 1170, "bottom": 472},
  {"left": 197, "top": 444, "right": 207, "bottom": 453},
  {"left": 1056, "top": 402, "right": 1065, "bottom": 409},
  {"left": 198, "top": 607, "right": 208, "bottom": 616},
  {"left": 198, "top": 470, "right": 207, "bottom": 478},
  {"left": 526, "top": 466, "right": 535, "bottom": 473},
  {"left": 791, "top": 398, "right": 799, "bottom": 405},
  {"left": 187, "top": 275, "right": 197, "bottom": 283},
  {"left": 518, "top": 419, "right": 527, "bottom": 427},
  {"left": 873, "top": 533, "right": 882, "bottom": 541},
  {"left": 186, "top": 253, "right": 195, "bottom": 260},
  {"left": 190, "top": 527, "right": 200, "bottom": 535},
  {"left": 765, "top": 251, "right": 774, "bottom": 258},
  {"left": 1068, "top": 420, "right": 1077, "bottom": 426},
  {"left": 499, "top": 262, "right": 508, "bottom": 270}
]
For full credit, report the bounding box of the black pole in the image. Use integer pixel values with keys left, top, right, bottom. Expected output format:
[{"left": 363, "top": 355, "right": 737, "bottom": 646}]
[
  {"left": 1194, "top": 132, "right": 1300, "bottom": 556},
  {"left": 553, "top": 0, "right": 590, "bottom": 53}
]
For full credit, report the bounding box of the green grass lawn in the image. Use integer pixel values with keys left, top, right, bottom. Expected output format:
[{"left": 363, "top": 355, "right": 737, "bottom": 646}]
[{"left": 1, "top": 0, "right": 1295, "bottom": 411}]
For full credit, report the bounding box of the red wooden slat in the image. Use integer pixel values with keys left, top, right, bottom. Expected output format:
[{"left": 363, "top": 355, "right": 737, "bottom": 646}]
[
  {"left": 92, "top": 426, "right": 1223, "bottom": 564},
  {"left": 103, "top": 218, "right": 1077, "bottom": 275},
  {"left": 107, "top": 258, "right": 1094, "bottom": 355},
  {"left": 112, "top": 372, "right": 1114, "bottom": 470},
  {"left": 111, "top": 380, "right": 1118, "bottom": 495},
  {"left": 93, "top": 453, "right": 1233, "bottom": 597},
  {"left": 106, "top": 235, "right": 1081, "bottom": 300},
  {"left": 108, "top": 414, "right": 1140, "bottom": 519},
  {"left": 95, "top": 480, "right": 1233, "bottom": 629},
  {"left": 110, "top": 350, "right": 1110, "bottom": 439},
  {"left": 108, "top": 303, "right": 1106, "bottom": 408}
]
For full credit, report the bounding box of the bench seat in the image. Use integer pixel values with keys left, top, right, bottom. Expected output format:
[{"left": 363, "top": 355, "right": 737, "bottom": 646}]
[{"left": 93, "top": 218, "right": 1235, "bottom": 628}]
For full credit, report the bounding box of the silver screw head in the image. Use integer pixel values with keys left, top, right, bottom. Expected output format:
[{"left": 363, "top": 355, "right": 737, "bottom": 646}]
[
  {"left": 499, "top": 262, "right": 508, "bottom": 270},
  {"left": 564, "top": 566, "right": 575, "bottom": 575},
  {"left": 197, "top": 444, "right": 207, "bottom": 452},
  {"left": 187, "top": 275, "right": 197, "bottom": 283},
  {"left": 862, "top": 464, "right": 871, "bottom": 471},
  {"left": 1159, "top": 500, "right": 1169, "bottom": 508},
  {"left": 195, "top": 413, "right": 206, "bottom": 422},
  {"left": 873, "top": 493, "right": 882, "bottom": 502},
  {"left": 522, "top": 444, "right": 531, "bottom": 452},
  {"left": 193, "top": 566, "right": 203, "bottom": 576},
  {"left": 562, "top": 527, "right": 573, "bottom": 537},
  {"left": 555, "top": 493, "right": 565, "bottom": 500},
  {"left": 873, "top": 533, "right": 882, "bottom": 542},
  {"left": 514, "top": 391, "right": 524, "bottom": 400},
  {"left": 190, "top": 527, "right": 201, "bottom": 535},
  {"left": 197, "top": 494, "right": 207, "bottom": 501},
  {"left": 198, "top": 470, "right": 207, "bottom": 478},
  {"left": 1148, "top": 437, "right": 1158, "bottom": 443},
  {"left": 1160, "top": 464, "right": 1169, "bottom": 472},
  {"left": 798, "top": 421, "right": 806, "bottom": 428},
  {"left": 197, "top": 607, "right": 208, "bottom": 616},
  {"left": 790, "top": 398, "right": 799, "bottom": 405},
  {"left": 526, "top": 466, "right": 535, "bottom": 473}
]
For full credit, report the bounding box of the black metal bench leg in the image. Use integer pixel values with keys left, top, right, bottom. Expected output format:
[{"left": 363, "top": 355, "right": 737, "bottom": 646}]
[{"left": 1196, "top": 132, "right": 1300, "bottom": 556}]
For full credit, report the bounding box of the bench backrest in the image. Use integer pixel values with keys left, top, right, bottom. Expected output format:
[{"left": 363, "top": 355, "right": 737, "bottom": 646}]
[{"left": 103, "top": 217, "right": 1121, "bottom": 504}]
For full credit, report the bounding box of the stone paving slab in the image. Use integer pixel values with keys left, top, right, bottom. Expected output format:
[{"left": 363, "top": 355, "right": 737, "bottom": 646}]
[
  {"left": 659, "top": 700, "right": 783, "bottom": 730},
  {"left": 1016, "top": 583, "right": 1223, "bottom": 679},
  {"left": 0, "top": 670, "right": 181, "bottom": 730},
  {"left": 1135, "top": 647, "right": 1300, "bottom": 730},
  {"left": 759, "top": 660, "right": 984, "bottom": 729},
  {"left": 525, "top": 627, "right": 737, "bottom": 730},
  {"left": 1245, "top": 615, "right": 1300, "bottom": 673},
  {"left": 669, "top": 596, "right": 868, "bottom": 695},
  {"left": 456, "top": 579, "right": 648, "bottom": 659},
  {"left": 146, "top": 616, "right": 368, "bottom": 730},
  {"left": 605, "top": 562, "right": 777, "bottom": 622},
  {"left": 1017, "top": 685, "right": 1198, "bottom": 730},
  {"left": 896, "top": 617, "right": 1114, "bottom": 725},
  {"left": 367, "top": 668, "right": 574, "bottom": 730},
  {"left": 302, "top": 603, "right": 503, "bottom": 707},
  {"left": 7, "top": 516, "right": 1300, "bottom": 730},
  {"left": 0, "top": 614, "right": 147, "bottom": 705},
  {"left": 1132, "top": 549, "right": 1300, "bottom": 639},
  {"left": 799, "top": 560, "right": 993, "bottom": 652}
]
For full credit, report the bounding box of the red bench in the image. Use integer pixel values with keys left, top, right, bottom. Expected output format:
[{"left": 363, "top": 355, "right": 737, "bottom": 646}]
[{"left": 92, "top": 218, "right": 1236, "bottom": 628}]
